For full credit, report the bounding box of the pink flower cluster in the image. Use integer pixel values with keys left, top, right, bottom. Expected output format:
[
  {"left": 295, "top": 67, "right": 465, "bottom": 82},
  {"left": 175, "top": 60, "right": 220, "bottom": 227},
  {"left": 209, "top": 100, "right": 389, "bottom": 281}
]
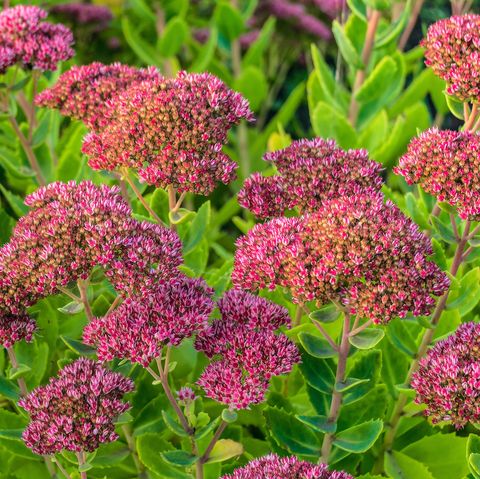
[
  {"left": 82, "top": 71, "right": 254, "bottom": 195},
  {"left": 395, "top": 128, "right": 480, "bottom": 220},
  {"left": 51, "top": 3, "right": 113, "bottom": 30},
  {"left": 0, "top": 311, "right": 36, "bottom": 348},
  {"left": 36, "top": 63, "right": 160, "bottom": 130},
  {"left": 83, "top": 276, "right": 215, "bottom": 367},
  {"left": 0, "top": 6, "right": 74, "bottom": 72},
  {"left": 234, "top": 193, "right": 449, "bottom": 323},
  {"left": 412, "top": 322, "right": 480, "bottom": 429},
  {"left": 220, "top": 454, "right": 353, "bottom": 479},
  {"left": 422, "top": 14, "right": 480, "bottom": 102},
  {"left": 20, "top": 358, "right": 133, "bottom": 455},
  {"left": 238, "top": 139, "right": 382, "bottom": 218},
  {"left": 0, "top": 181, "right": 182, "bottom": 317},
  {"left": 196, "top": 289, "right": 300, "bottom": 409}
]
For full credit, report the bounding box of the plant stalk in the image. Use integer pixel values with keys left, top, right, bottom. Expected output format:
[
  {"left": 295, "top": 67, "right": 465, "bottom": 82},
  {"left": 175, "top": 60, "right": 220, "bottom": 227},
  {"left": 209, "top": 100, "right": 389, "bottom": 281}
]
[{"left": 77, "top": 279, "right": 93, "bottom": 322}]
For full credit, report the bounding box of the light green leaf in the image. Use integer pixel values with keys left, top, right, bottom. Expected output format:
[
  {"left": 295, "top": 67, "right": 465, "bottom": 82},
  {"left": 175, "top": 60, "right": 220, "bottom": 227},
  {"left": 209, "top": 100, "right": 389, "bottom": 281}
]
[
  {"left": 159, "top": 16, "right": 189, "bottom": 57},
  {"left": 233, "top": 65, "right": 268, "bottom": 111},
  {"left": 349, "top": 328, "right": 385, "bottom": 350},
  {"left": 385, "top": 450, "right": 435, "bottom": 479},
  {"left": 355, "top": 57, "right": 397, "bottom": 103},
  {"left": 333, "top": 419, "right": 383, "bottom": 453},
  {"left": 214, "top": 2, "right": 244, "bottom": 40},
  {"left": 332, "top": 20, "right": 363, "bottom": 69},
  {"left": 205, "top": 439, "right": 243, "bottom": 464}
]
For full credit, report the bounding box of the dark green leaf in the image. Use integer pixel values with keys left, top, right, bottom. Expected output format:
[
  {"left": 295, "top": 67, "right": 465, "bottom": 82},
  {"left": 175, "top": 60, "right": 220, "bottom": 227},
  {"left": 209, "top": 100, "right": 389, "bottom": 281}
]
[
  {"left": 333, "top": 419, "right": 383, "bottom": 453},
  {"left": 60, "top": 336, "right": 96, "bottom": 356},
  {"left": 299, "top": 353, "right": 335, "bottom": 394},
  {"left": 309, "top": 304, "right": 340, "bottom": 323},
  {"left": 162, "top": 411, "right": 189, "bottom": 437},
  {"left": 299, "top": 332, "right": 337, "bottom": 358},
  {"left": 161, "top": 450, "right": 197, "bottom": 467},
  {"left": 336, "top": 377, "right": 370, "bottom": 393},
  {"left": 296, "top": 415, "right": 337, "bottom": 434}
]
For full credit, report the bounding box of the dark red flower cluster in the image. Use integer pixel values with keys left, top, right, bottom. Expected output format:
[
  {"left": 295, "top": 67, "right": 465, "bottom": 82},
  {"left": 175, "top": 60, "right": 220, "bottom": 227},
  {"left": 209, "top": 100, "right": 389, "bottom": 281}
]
[
  {"left": 36, "top": 63, "right": 160, "bottom": 129},
  {"left": 0, "top": 6, "right": 74, "bottom": 72},
  {"left": 238, "top": 139, "right": 383, "bottom": 218},
  {"left": 196, "top": 289, "right": 300, "bottom": 409},
  {"left": 51, "top": 3, "right": 113, "bottom": 30},
  {"left": 0, "top": 311, "right": 36, "bottom": 348},
  {"left": 395, "top": 128, "right": 480, "bottom": 220},
  {"left": 234, "top": 193, "right": 449, "bottom": 323},
  {"left": 422, "top": 14, "right": 480, "bottom": 102},
  {"left": 220, "top": 453, "right": 353, "bottom": 479},
  {"left": 84, "top": 276, "right": 215, "bottom": 367},
  {"left": 412, "top": 322, "right": 480, "bottom": 429},
  {"left": 0, "top": 181, "right": 182, "bottom": 317},
  {"left": 20, "top": 358, "right": 133, "bottom": 455},
  {"left": 82, "top": 71, "right": 254, "bottom": 194}
]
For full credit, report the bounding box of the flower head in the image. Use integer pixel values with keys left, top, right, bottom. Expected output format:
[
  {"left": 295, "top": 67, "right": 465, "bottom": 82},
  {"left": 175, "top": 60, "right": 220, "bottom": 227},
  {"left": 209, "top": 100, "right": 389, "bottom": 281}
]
[
  {"left": 0, "top": 181, "right": 182, "bottom": 314},
  {"left": 20, "top": 358, "right": 133, "bottom": 455},
  {"left": 422, "top": 14, "right": 480, "bottom": 102},
  {"left": 196, "top": 289, "right": 300, "bottom": 409},
  {"left": 0, "top": 6, "right": 74, "bottom": 72},
  {"left": 177, "top": 387, "right": 196, "bottom": 405},
  {"left": 36, "top": 63, "right": 160, "bottom": 129},
  {"left": 84, "top": 276, "right": 215, "bottom": 367},
  {"left": 220, "top": 453, "right": 353, "bottom": 479},
  {"left": 82, "top": 71, "right": 254, "bottom": 194},
  {"left": 239, "top": 139, "right": 383, "bottom": 218},
  {"left": 0, "top": 310, "right": 36, "bottom": 348},
  {"left": 395, "top": 128, "right": 480, "bottom": 220},
  {"left": 234, "top": 193, "right": 449, "bottom": 323},
  {"left": 412, "top": 322, "right": 480, "bottom": 429}
]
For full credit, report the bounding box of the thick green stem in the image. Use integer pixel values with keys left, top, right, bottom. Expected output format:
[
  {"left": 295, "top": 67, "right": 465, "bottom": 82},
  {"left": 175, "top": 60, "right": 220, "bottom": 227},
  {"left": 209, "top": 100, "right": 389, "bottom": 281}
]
[{"left": 76, "top": 451, "right": 88, "bottom": 479}]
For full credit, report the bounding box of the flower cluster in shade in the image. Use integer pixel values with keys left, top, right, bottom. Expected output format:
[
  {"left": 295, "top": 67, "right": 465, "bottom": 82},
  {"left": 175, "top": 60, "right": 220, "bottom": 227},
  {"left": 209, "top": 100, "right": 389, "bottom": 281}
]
[
  {"left": 0, "top": 6, "right": 74, "bottom": 72},
  {"left": 20, "top": 358, "right": 133, "bottom": 455},
  {"left": 395, "top": 128, "right": 480, "bottom": 221},
  {"left": 36, "top": 63, "right": 160, "bottom": 130},
  {"left": 238, "top": 138, "right": 383, "bottom": 218},
  {"left": 0, "top": 311, "right": 36, "bottom": 349},
  {"left": 83, "top": 276, "right": 215, "bottom": 367},
  {"left": 220, "top": 454, "right": 353, "bottom": 479},
  {"left": 233, "top": 193, "right": 449, "bottom": 324},
  {"left": 196, "top": 289, "right": 300, "bottom": 409},
  {"left": 0, "top": 180, "right": 182, "bottom": 321},
  {"left": 82, "top": 71, "right": 254, "bottom": 195},
  {"left": 412, "top": 322, "right": 480, "bottom": 429},
  {"left": 51, "top": 3, "right": 113, "bottom": 31},
  {"left": 422, "top": 14, "right": 480, "bottom": 102}
]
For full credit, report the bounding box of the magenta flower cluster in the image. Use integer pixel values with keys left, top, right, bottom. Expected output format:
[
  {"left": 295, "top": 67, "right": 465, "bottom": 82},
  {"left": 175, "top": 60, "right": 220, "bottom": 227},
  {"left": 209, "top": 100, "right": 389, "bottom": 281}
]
[
  {"left": 220, "top": 453, "right": 353, "bottom": 479},
  {"left": 83, "top": 276, "right": 215, "bottom": 367},
  {"left": 412, "top": 322, "right": 480, "bottom": 429},
  {"left": 51, "top": 3, "right": 113, "bottom": 30},
  {"left": 20, "top": 358, "right": 133, "bottom": 455},
  {"left": 233, "top": 193, "right": 449, "bottom": 323},
  {"left": 422, "top": 14, "right": 480, "bottom": 102},
  {"left": 0, "top": 6, "right": 74, "bottom": 72},
  {"left": 395, "top": 128, "right": 480, "bottom": 220},
  {"left": 82, "top": 71, "right": 253, "bottom": 194},
  {"left": 196, "top": 289, "right": 300, "bottom": 409},
  {"left": 0, "top": 181, "right": 181, "bottom": 320},
  {"left": 36, "top": 63, "right": 160, "bottom": 130},
  {"left": 239, "top": 138, "right": 383, "bottom": 218},
  {"left": 0, "top": 311, "right": 36, "bottom": 349}
]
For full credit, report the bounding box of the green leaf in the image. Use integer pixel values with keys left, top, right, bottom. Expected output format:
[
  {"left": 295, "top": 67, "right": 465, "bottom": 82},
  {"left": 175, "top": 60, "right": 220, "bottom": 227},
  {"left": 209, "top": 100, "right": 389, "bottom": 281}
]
[
  {"left": 0, "top": 184, "right": 28, "bottom": 217},
  {"left": 233, "top": 65, "right": 267, "bottom": 111},
  {"left": 309, "top": 304, "right": 341, "bottom": 323},
  {"left": 150, "top": 188, "right": 169, "bottom": 224},
  {"left": 296, "top": 415, "right": 337, "bottom": 434},
  {"left": 159, "top": 16, "right": 189, "bottom": 57},
  {"left": 195, "top": 418, "right": 220, "bottom": 440},
  {"left": 0, "top": 147, "right": 35, "bottom": 179},
  {"left": 161, "top": 450, "right": 197, "bottom": 467},
  {"left": 445, "top": 93, "right": 465, "bottom": 120},
  {"left": 114, "top": 412, "right": 133, "bottom": 425},
  {"left": 299, "top": 332, "right": 337, "bottom": 358},
  {"left": 336, "top": 377, "right": 370, "bottom": 392},
  {"left": 7, "top": 363, "right": 31, "bottom": 380},
  {"left": 31, "top": 111, "right": 52, "bottom": 147},
  {"left": 56, "top": 122, "right": 86, "bottom": 181},
  {"left": 162, "top": 411, "right": 189, "bottom": 437},
  {"left": 333, "top": 419, "right": 383, "bottom": 453},
  {"left": 355, "top": 56, "right": 397, "bottom": 103},
  {"left": 385, "top": 450, "right": 435, "bottom": 479},
  {"left": 184, "top": 201, "right": 211, "bottom": 253},
  {"left": 374, "top": 0, "right": 411, "bottom": 47},
  {"left": 242, "top": 18, "right": 276, "bottom": 68},
  {"left": 60, "top": 336, "right": 96, "bottom": 356},
  {"left": 57, "top": 301, "right": 84, "bottom": 315},
  {"left": 264, "top": 407, "right": 320, "bottom": 456},
  {"left": 349, "top": 328, "right": 384, "bottom": 350},
  {"left": 431, "top": 216, "right": 457, "bottom": 244},
  {"left": 344, "top": 349, "right": 381, "bottom": 405},
  {"left": 299, "top": 353, "right": 335, "bottom": 394},
  {"left": 347, "top": 0, "right": 366, "bottom": 20},
  {"left": 431, "top": 238, "right": 447, "bottom": 271},
  {"left": 0, "top": 375, "right": 20, "bottom": 400},
  {"left": 447, "top": 267, "right": 480, "bottom": 316},
  {"left": 190, "top": 27, "right": 218, "bottom": 72},
  {"left": 469, "top": 435, "right": 480, "bottom": 478},
  {"left": 90, "top": 443, "right": 130, "bottom": 468},
  {"left": 214, "top": 2, "right": 244, "bottom": 40},
  {"left": 169, "top": 208, "right": 194, "bottom": 225},
  {"left": 386, "top": 318, "right": 418, "bottom": 357},
  {"left": 0, "top": 428, "right": 23, "bottom": 440},
  {"left": 205, "top": 439, "right": 243, "bottom": 464},
  {"left": 121, "top": 17, "right": 161, "bottom": 66},
  {"left": 332, "top": 20, "right": 363, "bottom": 69},
  {"left": 78, "top": 463, "right": 93, "bottom": 472},
  {"left": 470, "top": 454, "right": 480, "bottom": 479},
  {"left": 312, "top": 101, "right": 357, "bottom": 149},
  {"left": 221, "top": 409, "right": 238, "bottom": 424}
]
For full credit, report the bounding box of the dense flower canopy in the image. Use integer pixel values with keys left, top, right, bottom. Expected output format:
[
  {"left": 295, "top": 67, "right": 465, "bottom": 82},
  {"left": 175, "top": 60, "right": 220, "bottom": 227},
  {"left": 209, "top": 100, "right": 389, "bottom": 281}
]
[
  {"left": 238, "top": 138, "right": 383, "bottom": 218},
  {"left": 422, "top": 14, "right": 480, "bottom": 102},
  {"left": 84, "top": 276, "right": 215, "bottom": 366},
  {"left": 196, "top": 289, "right": 300, "bottom": 409},
  {"left": 233, "top": 193, "right": 449, "bottom": 323},
  {"left": 0, "top": 181, "right": 182, "bottom": 315},
  {"left": 20, "top": 358, "right": 133, "bottom": 455},
  {"left": 36, "top": 63, "right": 160, "bottom": 129},
  {"left": 395, "top": 128, "right": 480, "bottom": 220},
  {"left": 220, "top": 454, "right": 353, "bottom": 479},
  {"left": 412, "top": 322, "right": 480, "bottom": 429},
  {"left": 0, "top": 6, "right": 74, "bottom": 72},
  {"left": 82, "top": 71, "right": 254, "bottom": 194},
  {"left": 0, "top": 311, "right": 36, "bottom": 348}
]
